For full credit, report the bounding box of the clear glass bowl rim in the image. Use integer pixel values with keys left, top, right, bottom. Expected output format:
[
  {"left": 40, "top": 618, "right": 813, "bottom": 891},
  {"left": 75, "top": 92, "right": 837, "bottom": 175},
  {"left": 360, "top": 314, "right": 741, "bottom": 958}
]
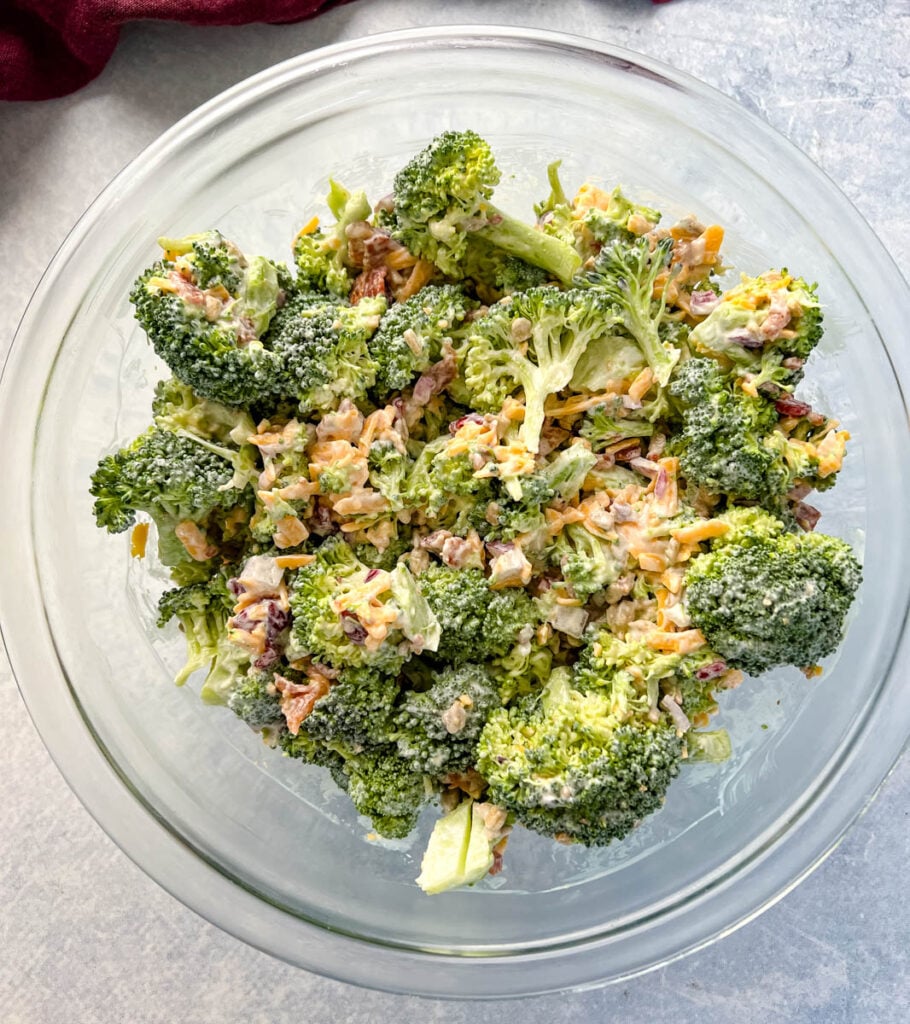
[{"left": 2, "top": 25, "right": 910, "bottom": 999}]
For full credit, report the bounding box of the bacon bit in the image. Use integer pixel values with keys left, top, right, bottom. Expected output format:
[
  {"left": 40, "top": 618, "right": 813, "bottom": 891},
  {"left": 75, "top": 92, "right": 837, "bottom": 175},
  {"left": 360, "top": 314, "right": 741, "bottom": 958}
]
[
  {"left": 174, "top": 521, "right": 218, "bottom": 561},
  {"left": 275, "top": 673, "right": 331, "bottom": 735},
  {"left": 444, "top": 768, "right": 488, "bottom": 800},
  {"left": 411, "top": 346, "right": 458, "bottom": 407},
  {"left": 350, "top": 266, "right": 388, "bottom": 304},
  {"left": 130, "top": 522, "right": 149, "bottom": 558},
  {"left": 794, "top": 502, "right": 822, "bottom": 532},
  {"left": 363, "top": 231, "right": 394, "bottom": 272},
  {"left": 630, "top": 456, "right": 661, "bottom": 479},
  {"left": 274, "top": 553, "right": 316, "bottom": 569}
]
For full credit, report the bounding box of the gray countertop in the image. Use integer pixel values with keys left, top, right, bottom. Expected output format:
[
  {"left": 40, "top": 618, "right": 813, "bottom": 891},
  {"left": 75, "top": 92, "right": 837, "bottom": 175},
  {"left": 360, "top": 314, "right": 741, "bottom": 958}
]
[{"left": 2, "top": 1, "right": 909, "bottom": 1020}]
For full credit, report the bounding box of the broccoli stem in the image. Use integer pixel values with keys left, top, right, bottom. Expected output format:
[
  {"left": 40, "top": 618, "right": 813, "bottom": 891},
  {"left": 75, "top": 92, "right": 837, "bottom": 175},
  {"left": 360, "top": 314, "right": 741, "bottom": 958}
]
[{"left": 476, "top": 206, "right": 581, "bottom": 286}]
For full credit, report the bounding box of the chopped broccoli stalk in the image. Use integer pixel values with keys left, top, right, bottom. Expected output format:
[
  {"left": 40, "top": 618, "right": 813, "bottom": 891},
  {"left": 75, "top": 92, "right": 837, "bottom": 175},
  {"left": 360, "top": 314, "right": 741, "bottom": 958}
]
[
  {"left": 477, "top": 668, "right": 683, "bottom": 845},
  {"left": 388, "top": 130, "right": 581, "bottom": 285},
  {"left": 685, "top": 510, "right": 861, "bottom": 673},
  {"left": 686, "top": 730, "right": 733, "bottom": 763},
  {"left": 395, "top": 662, "right": 500, "bottom": 775},
  {"left": 460, "top": 287, "right": 617, "bottom": 452},
  {"left": 416, "top": 798, "right": 502, "bottom": 895}
]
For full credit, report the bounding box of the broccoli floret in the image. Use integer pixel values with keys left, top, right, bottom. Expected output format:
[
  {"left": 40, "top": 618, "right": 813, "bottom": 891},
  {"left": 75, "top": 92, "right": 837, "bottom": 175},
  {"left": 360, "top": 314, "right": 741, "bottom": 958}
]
[
  {"left": 293, "top": 179, "right": 372, "bottom": 297},
  {"left": 477, "top": 668, "right": 683, "bottom": 845},
  {"left": 370, "top": 284, "right": 476, "bottom": 394},
  {"left": 131, "top": 232, "right": 288, "bottom": 405},
  {"left": 151, "top": 378, "right": 257, "bottom": 447},
  {"left": 551, "top": 523, "right": 622, "bottom": 599},
  {"left": 365, "top": 441, "right": 412, "bottom": 511},
  {"left": 669, "top": 358, "right": 846, "bottom": 505},
  {"left": 460, "top": 287, "right": 618, "bottom": 452},
  {"left": 579, "top": 398, "right": 655, "bottom": 451},
  {"left": 488, "top": 638, "right": 553, "bottom": 703},
  {"left": 395, "top": 662, "right": 500, "bottom": 775},
  {"left": 89, "top": 428, "right": 251, "bottom": 558},
  {"left": 343, "top": 746, "right": 428, "bottom": 838},
  {"left": 574, "top": 628, "right": 726, "bottom": 722},
  {"left": 303, "top": 667, "right": 401, "bottom": 752},
  {"left": 351, "top": 528, "right": 413, "bottom": 572},
  {"left": 268, "top": 291, "right": 385, "bottom": 413},
  {"left": 461, "top": 235, "right": 550, "bottom": 301},
  {"left": 581, "top": 236, "right": 679, "bottom": 386},
  {"left": 227, "top": 670, "right": 284, "bottom": 730},
  {"left": 405, "top": 434, "right": 495, "bottom": 528},
  {"left": 690, "top": 272, "right": 822, "bottom": 393},
  {"left": 156, "top": 573, "right": 247, "bottom": 696},
  {"left": 289, "top": 539, "right": 439, "bottom": 672},
  {"left": 387, "top": 130, "right": 581, "bottom": 285},
  {"left": 685, "top": 513, "right": 861, "bottom": 673},
  {"left": 417, "top": 564, "right": 537, "bottom": 664},
  {"left": 535, "top": 163, "right": 660, "bottom": 256}
]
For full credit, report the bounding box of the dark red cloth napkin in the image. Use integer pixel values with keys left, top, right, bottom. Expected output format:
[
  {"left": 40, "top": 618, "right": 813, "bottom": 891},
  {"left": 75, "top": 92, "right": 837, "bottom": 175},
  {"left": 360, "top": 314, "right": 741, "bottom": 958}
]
[
  {"left": 0, "top": 1, "right": 351, "bottom": 101},
  {"left": 1, "top": 0, "right": 674, "bottom": 102}
]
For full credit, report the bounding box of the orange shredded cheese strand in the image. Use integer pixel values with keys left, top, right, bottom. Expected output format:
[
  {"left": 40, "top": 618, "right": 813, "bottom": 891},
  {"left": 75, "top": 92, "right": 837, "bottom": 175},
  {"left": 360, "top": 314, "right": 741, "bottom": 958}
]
[{"left": 130, "top": 522, "right": 149, "bottom": 558}]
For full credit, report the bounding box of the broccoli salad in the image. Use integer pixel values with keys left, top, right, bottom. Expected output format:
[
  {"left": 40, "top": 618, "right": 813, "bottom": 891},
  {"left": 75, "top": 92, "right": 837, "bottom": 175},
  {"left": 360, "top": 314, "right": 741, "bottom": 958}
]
[{"left": 90, "top": 130, "right": 861, "bottom": 894}]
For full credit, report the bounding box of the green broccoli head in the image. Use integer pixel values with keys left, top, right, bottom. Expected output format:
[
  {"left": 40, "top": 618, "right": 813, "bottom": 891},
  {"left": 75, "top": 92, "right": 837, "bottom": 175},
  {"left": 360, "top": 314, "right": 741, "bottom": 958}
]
[
  {"left": 388, "top": 130, "right": 581, "bottom": 285},
  {"left": 581, "top": 235, "right": 679, "bottom": 386},
  {"left": 267, "top": 291, "right": 384, "bottom": 413},
  {"left": 551, "top": 523, "right": 623, "bottom": 600},
  {"left": 131, "top": 233, "right": 288, "bottom": 405},
  {"left": 289, "top": 539, "right": 439, "bottom": 673},
  {"left": 690, "top": 272, "right": 822, "bottom": 392},
  {"left": 370, "top": 284, "right": 476, "bottom": 394},
  {"left": 293, "top": 180, "right": 372, "bottom": 298},
  {"left": 342, "top": 746, "right": 428, "bottom": 838},
  {"left": 227, "top": 670, "right": 285, "bottom": 730},
  {"left": 89, "top": 427, "right": 250, "bottom": 542},
  {"left": 477, "top": 668, "right": 683, "bottom": 845},
  {"left": 669, "top": 358, "right": 846, "bottom": 504},
  {"left": 460, "top": 286, "right": 618, "bottom": 452},
  {"left": 302, "top": 666, "right": 401, "bottom": 752},
  {"left": 685, "top": 519, "right": 861, "bottom": 674},
  {"left": 416, "top": 564, "right": 537, "bottom": 664},
  {"left": 395, "top": 662, "right": 501, "bottom": 776},
  {"left": 156, "top": 572, "right": 246, "bottom": 692},
  {"left": 404, "top": 434, "right": 495, "bottom": 529},
  {"left": 578, "top": 397, "right": 655, "bottom": 452}
]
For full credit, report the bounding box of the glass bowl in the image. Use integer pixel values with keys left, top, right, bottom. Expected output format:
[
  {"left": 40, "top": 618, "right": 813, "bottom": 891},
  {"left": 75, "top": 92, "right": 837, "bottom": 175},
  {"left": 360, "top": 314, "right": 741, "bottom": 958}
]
[{"left": 3, "top": 27, "right": 910, "bottom": 999}]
